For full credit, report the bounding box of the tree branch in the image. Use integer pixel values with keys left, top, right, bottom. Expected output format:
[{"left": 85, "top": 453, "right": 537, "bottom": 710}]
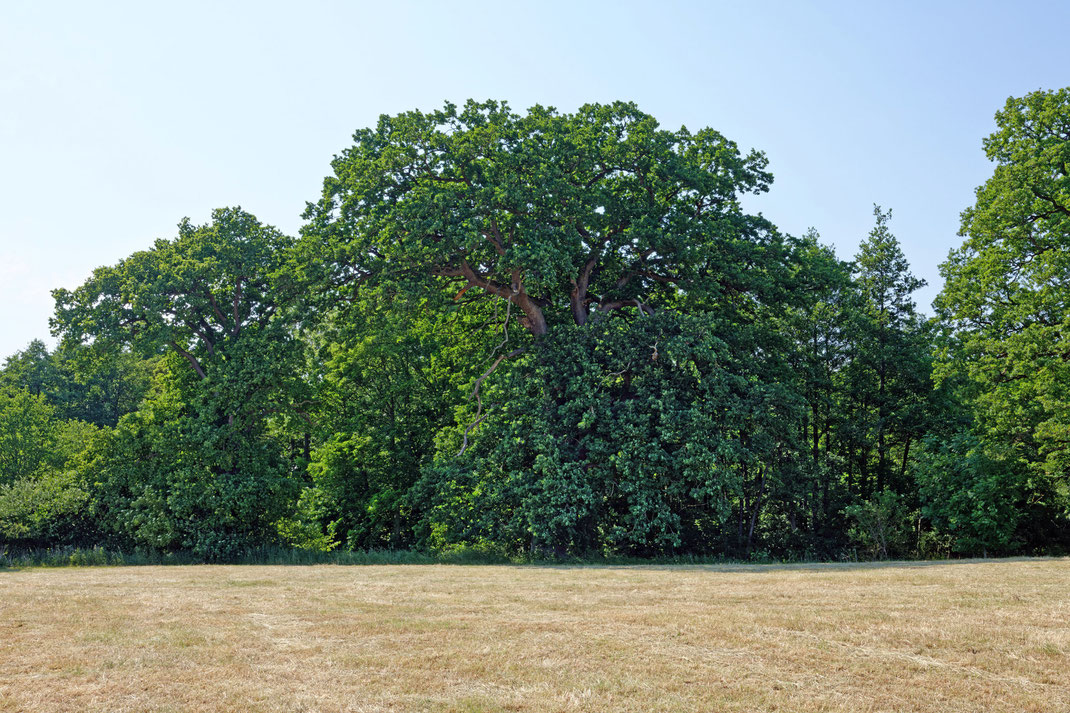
[
  {"left": 232, "top": 278, "right": 244, "bottom": 336},
  {"left": 169, "top": 340, "right": 207, "bottom": 379},
  {"left": 457, "top": 347, "right": 525, "bottom": 455}
]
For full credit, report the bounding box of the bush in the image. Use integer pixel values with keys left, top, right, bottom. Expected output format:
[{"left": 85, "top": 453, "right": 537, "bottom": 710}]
[
  {"left": 0, "top": 468, "right": 91, "bottom": 547},
  {"left": 275, "top": 488, "right": 341, "bottom": 552},
  {"left": 915, "top": 432, "right": 1023, "bottom": 556},
  {"left": 845, "top": 489, "right": 919, "bottom": 560}
]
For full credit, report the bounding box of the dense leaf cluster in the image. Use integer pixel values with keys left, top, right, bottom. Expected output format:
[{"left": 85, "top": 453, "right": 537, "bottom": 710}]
[{"left": 2, "top": 93, "right": 1068, "bottom": 560}]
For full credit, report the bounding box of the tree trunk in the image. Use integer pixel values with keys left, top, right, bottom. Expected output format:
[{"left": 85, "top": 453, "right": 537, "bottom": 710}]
[
  {"left": 519, "top": 295, "right": 548, "bottom": 336},
  {"left": 746, "top": 468, "right": 765, "bottom": 555},
  {"left": 899, "top": 436, "right": 912, "bottom": 482}
]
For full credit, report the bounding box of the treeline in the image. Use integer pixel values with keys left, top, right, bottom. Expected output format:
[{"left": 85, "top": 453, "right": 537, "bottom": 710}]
[{"left": 1, "top": 90, "right": 1068, "bottom": 561}]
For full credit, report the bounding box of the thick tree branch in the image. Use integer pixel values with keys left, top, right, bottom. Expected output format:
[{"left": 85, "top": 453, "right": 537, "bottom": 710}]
[
  {"left": 205, "top": 290, "right": 228, "bottom": 330},
  {"left": 596, "top": 298, "right": 652, "bottom": 316},
  {"left": 436, "top": 260, "right": 548, "bottom": 336},
  {"left": 570, "top": 255, "right": 600, "bottom": 326},
  {"left": 169, "top": 340, "right": 207, "bottom": 379}
]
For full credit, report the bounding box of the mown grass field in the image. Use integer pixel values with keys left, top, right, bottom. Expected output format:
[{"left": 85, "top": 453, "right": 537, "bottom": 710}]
[{"left": 1, "top": 559, "right": 1068, "bottom": 712}]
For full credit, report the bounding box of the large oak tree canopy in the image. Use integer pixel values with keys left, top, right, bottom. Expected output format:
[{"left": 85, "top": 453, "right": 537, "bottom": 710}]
[{"left": 302, "top": 100, "right": 778, "bottom": 335}]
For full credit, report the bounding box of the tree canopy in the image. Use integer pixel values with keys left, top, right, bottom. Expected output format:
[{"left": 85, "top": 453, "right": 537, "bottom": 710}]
[
  {"left": 2, "top": 91, "right": 1068, "bottom": 561},
  {"left": 302, "top": 100, "right": 781, "bottom": 336},
  {"left": 935, "top": 88, "right": 1070, "bottom": 545}
]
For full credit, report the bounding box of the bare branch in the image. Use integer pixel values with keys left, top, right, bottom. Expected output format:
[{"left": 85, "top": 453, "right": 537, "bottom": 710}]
[
  {"left": 490, "top": 297, "right": 512, "bottom": 357},
  {"left": 457, "top": 347, "right": 526, "bottom": 456},
  {"left": 458, "top": 406, "right": 494, "bottom": 456},
  {"left": 205, "top": 289, "right": 228, "bottom": 328},
  {"left": 470, "top": 347, "right": 525, "bottom": 407}
]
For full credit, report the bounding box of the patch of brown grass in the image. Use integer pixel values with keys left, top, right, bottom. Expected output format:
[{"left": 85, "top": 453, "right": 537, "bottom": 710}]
[{"left": 1, "top": 559, "right": 1068, "bottom": 712}]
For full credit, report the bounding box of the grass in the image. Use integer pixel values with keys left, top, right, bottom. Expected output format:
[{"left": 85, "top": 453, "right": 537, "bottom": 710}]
[{"left": 1, "top": 559, "right": 1068, "bottom": 712}]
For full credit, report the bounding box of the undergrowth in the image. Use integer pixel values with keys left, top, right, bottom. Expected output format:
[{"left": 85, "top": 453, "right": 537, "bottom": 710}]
[{"left": 0, "top": 544, "right": 775, "bottom": 568}]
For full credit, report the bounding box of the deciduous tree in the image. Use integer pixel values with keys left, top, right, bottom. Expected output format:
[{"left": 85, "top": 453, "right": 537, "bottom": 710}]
[{"left": 936, "top": 88, "right": 1070, "bottom": 543}]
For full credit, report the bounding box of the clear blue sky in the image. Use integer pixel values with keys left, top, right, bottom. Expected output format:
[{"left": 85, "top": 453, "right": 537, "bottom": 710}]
[{"left": 2, "top": 1, "right": 1068, "bottom": 359}]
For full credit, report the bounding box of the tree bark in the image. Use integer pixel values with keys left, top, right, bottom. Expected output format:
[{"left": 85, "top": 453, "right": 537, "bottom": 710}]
[
  {"left": 445, "top": 261, "right": 549, "bottom": 336},
  {"left": 570, "top": 257, "right": 598, "bottom": 326}
]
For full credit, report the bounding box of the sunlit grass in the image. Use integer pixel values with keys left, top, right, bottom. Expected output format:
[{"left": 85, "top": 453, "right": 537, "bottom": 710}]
[{"left": 1, "top": 559, "right": 1067, "bottom": 711}]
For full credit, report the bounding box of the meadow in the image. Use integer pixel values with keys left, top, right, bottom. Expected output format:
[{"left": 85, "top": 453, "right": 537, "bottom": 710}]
[{"left": 1, "top": 559, "right": 1068, "bottom": 712}]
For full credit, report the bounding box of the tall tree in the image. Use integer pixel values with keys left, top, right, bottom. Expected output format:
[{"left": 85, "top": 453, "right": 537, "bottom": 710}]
[
  {"left": 302, "top": 100, "right": 801, "bottom": 556},
  {"left": 302, "top": 100, "right": 782, "bottom": 339},
  {"left": 51, "top": 208, "right": 304, "bottom": 558},
  {"left": 53, "top": 207, "right": 302, "bottom": 425},
  {"left": 778, "top": 230, "right": 855, "bottom": 554},
  {"left": 848, "top": 206, "right": 928, "bottom": 496},
  {"left": 936, "top": 87, "right": 1070, "bottom": 547}
]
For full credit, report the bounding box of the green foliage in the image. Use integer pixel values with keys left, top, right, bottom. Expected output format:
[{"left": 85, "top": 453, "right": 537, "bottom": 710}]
[
  {"left": 845, "top": 489, "right": 919, "bottom": 560},
  {"left": 844, "top": 206, "right": 932, "bottom": 496},
  {"left": 0, "top": 390, "right": 58, "bottom": 484},
  {"left": 306, "top": 100, "right": 809, "bottom": 558},
  {"left": 54, "top": 347, "right": 155, "bottom": 427},
  {"left": 1, "top": 339, "right": 153, "bottom": 428},
  {"left": 49, "top": 208, "right": 308, "bottom": 560},
  {"left": 936, "top": 88, "right": 1070, "bottom": 546},
  {"left": 2, "top": 94, "right": 1068, "bottom": 561},
  {"left": 86, "top": 363, "right": 296, "bottom": 560},
  {"left": 419, "top": 312, "right": 801, "bottom": 556},
  {"left": 915, "top": 432, "right": 1024, "bottom": 556},
  {"left": 302, "top": 100, "right": 780, "bottom": 337},
  {"left": 0, "top": 390, "right": 101, "bottom": 547},
  {"left": 51, "top": 206, "right": 307, "bottom": 450},
  {"left": 1, "top": 340, "right": 62, "bottom": 398},
  {"left": 53, "top": 207, "right": 299, "bottom": 383},
  {"left": 0, "top": 468, "right": 90, "bottom": 546},
  {"left": 275, "top": 487, "right": 340, "bottom": 552},
  {"left": 302, "top": 291, "right": 475, "bottom": 550}
]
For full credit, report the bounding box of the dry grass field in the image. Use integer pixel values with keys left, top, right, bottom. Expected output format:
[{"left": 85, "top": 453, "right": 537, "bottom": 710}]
[{"left": 1, "top": 559, "right": 1068, "bottom": 712}]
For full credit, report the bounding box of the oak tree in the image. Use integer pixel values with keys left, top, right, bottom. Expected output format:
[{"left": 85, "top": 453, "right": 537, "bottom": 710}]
[
  {"left": 935, "top": 88, "right": 1070, "bottom": 547},
  {"left": 302, "top": 100, "right": 780, "bottom": 337}
]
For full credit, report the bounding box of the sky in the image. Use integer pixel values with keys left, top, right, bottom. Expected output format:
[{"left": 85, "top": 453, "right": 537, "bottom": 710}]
[{"left": 2, "top": 0, "right": 1069, "bottom": 360}]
